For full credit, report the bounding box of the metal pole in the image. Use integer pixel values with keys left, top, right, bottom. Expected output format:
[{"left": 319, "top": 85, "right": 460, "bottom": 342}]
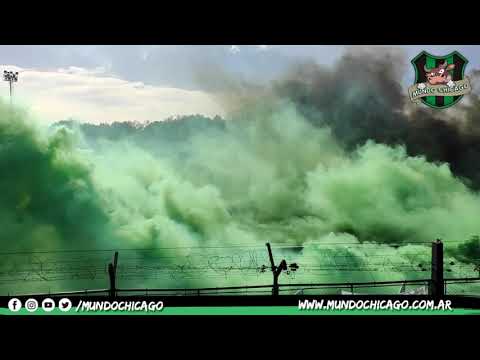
[
  {"left": 429, "top": 239, "right": 444, "bottom": 298},
  {"left": 266, "top": 243, "right": 278, "bottom": 296},
  {"left": 266, "top": 243, "right": 288, "bottom": 296},
  {"left": 266, "top": 243, "right": 275, "bottom": 272},
  {"left": 108, "top": 251, "right": 119, "bottom": 298}
]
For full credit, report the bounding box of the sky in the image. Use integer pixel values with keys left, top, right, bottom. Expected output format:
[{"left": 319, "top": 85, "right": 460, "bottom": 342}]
[{"left": 1, "top": 45, "right": 479, "bottom": 124}]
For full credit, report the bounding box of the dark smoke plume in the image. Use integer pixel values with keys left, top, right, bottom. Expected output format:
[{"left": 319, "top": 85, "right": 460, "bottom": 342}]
[{"left": 273, "top": 47, "right": 480, "bottom": 189}]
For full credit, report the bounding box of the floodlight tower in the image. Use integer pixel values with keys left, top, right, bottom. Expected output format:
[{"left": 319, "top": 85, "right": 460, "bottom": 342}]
[{"left": 3, "top": 70, "right": 19, "bottom": 105}]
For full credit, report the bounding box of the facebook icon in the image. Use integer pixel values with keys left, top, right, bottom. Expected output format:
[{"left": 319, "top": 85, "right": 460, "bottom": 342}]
[{"left": 8, "top": 298, "right": 22, "bottom": 312}]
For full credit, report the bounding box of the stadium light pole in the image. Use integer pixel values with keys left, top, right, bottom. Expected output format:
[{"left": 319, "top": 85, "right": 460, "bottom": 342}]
[{"left": 3, "top": 70, "right": 19, "bottom": 105}]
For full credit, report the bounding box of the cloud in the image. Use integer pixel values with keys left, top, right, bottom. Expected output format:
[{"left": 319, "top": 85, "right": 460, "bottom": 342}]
[
  {"left": 1, "top": 46, "right": 479, "bottom": 112},
  {"left": 0, "top": 65, "right": 225, "bottom": 125},
  {"left": 57, "top": 66, "right": 110, "bottom": 76}
]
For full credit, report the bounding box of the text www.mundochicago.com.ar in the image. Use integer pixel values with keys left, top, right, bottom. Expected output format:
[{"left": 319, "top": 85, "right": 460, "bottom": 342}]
[
  {"left": 76, "top": 300, "right": 164, "bottom": 312},
  {"left": 298, "top": 299, "right": 453, "bottom": 311}
]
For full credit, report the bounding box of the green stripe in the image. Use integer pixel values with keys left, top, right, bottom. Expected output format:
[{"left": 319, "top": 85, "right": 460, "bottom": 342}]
[
  {"left": 444, "top": 55, "right": 454, "bottom": 106},
  {"left": 2, "top": 307, "right": 480, "bottom": 316},
  {"left": 425, "top": 56, "right": 436, "bottom": 106}
]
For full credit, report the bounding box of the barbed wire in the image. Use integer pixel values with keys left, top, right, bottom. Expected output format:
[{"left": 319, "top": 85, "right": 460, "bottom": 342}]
[{"left": 0, "top": 242, "right": 478, "bottom": 290}]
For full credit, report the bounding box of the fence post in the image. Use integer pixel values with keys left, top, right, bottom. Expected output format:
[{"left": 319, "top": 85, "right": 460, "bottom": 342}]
[
  {"left": 266, "top": 243, "right": 287, "bottom": 296},
  {"left": 429, "top": 239, "right": 444, "bottom": 298},
  {"left": 108, "top": 251, "right": 119, "bottom": 298}
]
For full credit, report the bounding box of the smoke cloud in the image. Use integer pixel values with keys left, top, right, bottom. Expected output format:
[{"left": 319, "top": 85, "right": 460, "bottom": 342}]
[{"left": 274, "top": 47, "right": 480, "bottom": 189}]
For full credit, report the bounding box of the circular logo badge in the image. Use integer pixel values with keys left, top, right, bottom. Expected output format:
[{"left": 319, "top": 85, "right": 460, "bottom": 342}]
[
  {"left": 8, "top": 298, "right": 22, "bottom": 312},
  {"left": 42, "top": 298, "right": 55, "bottom": 312},
  {"left": 25, "top": 298, "right": 38, "bottom": 312},
  {"left": 59, "top": 298, "right": 72, "bottom": 312}
]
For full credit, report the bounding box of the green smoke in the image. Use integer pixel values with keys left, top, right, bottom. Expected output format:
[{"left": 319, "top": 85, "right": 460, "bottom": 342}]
[
  {"left": 0, "top": 101, "right": 112, "bottom": 251},
  {"left": 1, "top": 99, "right": 479, "bottom": 295}
]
